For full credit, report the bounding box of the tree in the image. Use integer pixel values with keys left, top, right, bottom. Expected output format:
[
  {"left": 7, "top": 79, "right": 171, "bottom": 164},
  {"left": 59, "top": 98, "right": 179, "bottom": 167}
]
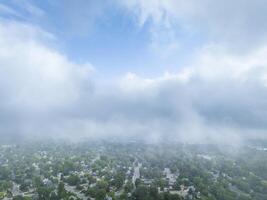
[
  {"left": 58, "top": 182, "right": 67, "bottom": 199},
  {"left": 37, "top": 187, "right": 53, "bottom": 200},
  {"left": 66, "top": 174, "right": 80, "bottom": 186},
  {"left": 19, "top": 182, "right": 29, "bottom": 192},
  {"left": 124, "top": 181, "right": 133, "bottom": 193},
  {"left": 95, "top": 189, "right": 106, "bottom": 200}
]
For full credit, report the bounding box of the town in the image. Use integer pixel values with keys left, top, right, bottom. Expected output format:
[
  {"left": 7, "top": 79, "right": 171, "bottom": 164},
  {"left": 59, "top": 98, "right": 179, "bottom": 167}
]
[{"left": 0, "top": 141, "right": 267, "bottom": 200}]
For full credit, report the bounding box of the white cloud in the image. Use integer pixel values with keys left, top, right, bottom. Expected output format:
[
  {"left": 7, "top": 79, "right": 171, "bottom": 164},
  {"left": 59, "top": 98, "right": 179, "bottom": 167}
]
[
  {"left": 111, "top": 43, "right": 267, "bottom": 143},
  {"left": 119, "top": 0, "right": 267, "bottom": 53},
  {"left": 1, "top": 3, "right": 267, "bottom": 144},
  {"left": 0, "top": 19, "right": 93, "bottom": 130}
]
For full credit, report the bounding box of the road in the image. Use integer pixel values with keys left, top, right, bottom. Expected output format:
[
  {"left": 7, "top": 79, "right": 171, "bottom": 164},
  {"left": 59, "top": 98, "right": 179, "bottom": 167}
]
[{"left": 132, "top": 161, "right": 141, "bottom": 188}]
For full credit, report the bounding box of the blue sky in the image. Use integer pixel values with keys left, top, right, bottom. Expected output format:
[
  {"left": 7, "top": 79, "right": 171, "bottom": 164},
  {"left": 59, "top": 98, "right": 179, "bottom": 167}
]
[
  {"left": 1, "top": 0, "right": 267, "bottom": 143},
  {"left": 0, "top": 0, "right": 206, "bottom": 79}
]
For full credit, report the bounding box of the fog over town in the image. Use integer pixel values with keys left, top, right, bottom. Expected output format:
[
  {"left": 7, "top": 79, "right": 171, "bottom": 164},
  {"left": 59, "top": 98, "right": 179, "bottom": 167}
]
[{"left": 0, "top": 1, "right": 267, "bottom": 200}]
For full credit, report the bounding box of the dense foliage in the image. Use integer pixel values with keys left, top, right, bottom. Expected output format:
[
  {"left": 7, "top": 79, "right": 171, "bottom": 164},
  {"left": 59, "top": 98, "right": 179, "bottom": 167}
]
[{"left": 0, "top": 141, "right": 267, "bottom": 200}]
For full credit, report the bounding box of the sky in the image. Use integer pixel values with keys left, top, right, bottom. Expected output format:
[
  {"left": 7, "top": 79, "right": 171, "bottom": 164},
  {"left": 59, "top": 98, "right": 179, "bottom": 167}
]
[{"left": 1, "top": 0, "right": 267, "bottom": 144}]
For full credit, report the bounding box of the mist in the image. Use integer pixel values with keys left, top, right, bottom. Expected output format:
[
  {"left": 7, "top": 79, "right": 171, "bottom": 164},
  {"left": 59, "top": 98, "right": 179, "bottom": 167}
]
[
  {"left": 0, "top": 1, "right": 267, "bottom": 146},
  {"left": 1, "top": 2, "right": 267, "bottom": 200}
]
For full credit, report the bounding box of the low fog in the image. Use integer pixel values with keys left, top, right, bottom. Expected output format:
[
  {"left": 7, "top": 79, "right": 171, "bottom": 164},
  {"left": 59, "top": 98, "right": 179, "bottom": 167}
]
[
  {"left": 1, "top": 20, "right": 267, "bottom": 144},
  {"left": 1, "top": 0, "right": 267, "bottom": 145}
]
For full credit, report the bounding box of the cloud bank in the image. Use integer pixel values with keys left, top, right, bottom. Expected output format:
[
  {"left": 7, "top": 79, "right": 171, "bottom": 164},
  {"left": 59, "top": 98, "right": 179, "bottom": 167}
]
[{"left": 1, "top": 1, "right": 267, "bottom": 144}]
